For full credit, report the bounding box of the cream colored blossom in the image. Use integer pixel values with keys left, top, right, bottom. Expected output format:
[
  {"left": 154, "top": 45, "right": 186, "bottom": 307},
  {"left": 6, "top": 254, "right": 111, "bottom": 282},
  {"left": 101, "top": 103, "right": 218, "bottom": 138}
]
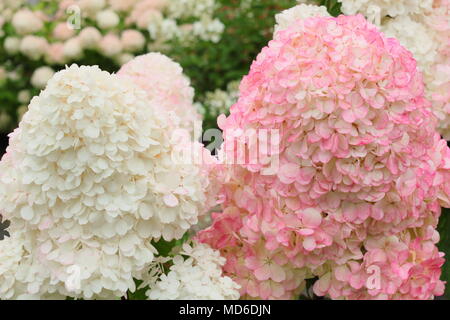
[
  {"left": 63, "top": 38, "right": 83, "bottom": 60},
  {"left": 12, "top": 9, "right": 43, "bottom": 35},
  {"left": 0, "top": 65, "right": 215, "bottom": 298},
  {"left": 79, "top": 0, "right": 106, "bottom": 18},
  {"left": 20, "top": 35, "right": 48, "bottom": 60},
  {"left": 78, "top": 27, "right": 102, "bottom": 49},
  {"left": 147, "top": 242, "right": 240, "bottom": 300},
  {"left": 274, "top": 4, "right": 330, "bottom": 35},
  {"left": 31, "top": 67, "right": 55, "bottom": 89},
  {"left": 96, "top": 9, "right": 120, "bottom": 29},
  {"left": 168, "top": 0, "right": 217, "bottom": 19},
  {"left": 191, "top": 17, "right": 224, "bottom": 43},
  {"left": 4, "top": 37, "right": 20, "bottom": 54}
]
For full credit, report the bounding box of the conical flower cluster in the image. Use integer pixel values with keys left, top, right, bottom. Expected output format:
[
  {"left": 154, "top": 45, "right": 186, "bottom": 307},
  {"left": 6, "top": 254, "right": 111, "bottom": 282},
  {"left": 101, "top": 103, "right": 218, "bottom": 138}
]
[
  {"left": 0, "top": 63, "right": 214, "bottom": 299},
  {"left": 198, "top": 15, "right": 450, "bottom": 300}
]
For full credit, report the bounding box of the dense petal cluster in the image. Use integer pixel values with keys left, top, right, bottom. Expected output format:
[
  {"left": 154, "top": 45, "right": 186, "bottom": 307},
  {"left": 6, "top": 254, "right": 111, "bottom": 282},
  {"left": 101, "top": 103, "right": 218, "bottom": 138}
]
[
  {"left": 0, "top": 64, "right": 213, "bottom": 299},
  {"left": 0, "top": 225, "right": 64, "bottom": 299},
  {"left": 338, "top": 0, "right": 433, "bottom": 25},
  {"left": 118, "top": 53, "right": 202, "bottom": 138},
  {"left": 274, "top": 4, "right": 330, "bottom": 35},
  {"left": 147, "top": 242, "right": 240, "bottom": 300},
  {"left": 314, "top": 228, "right": 445, "bottom": 300},
  {"left": 338, "top": 0, "right": 450, "bottom": 139},
  {"left": 198, "top": 15, "right": 450, "bottom": 300}
]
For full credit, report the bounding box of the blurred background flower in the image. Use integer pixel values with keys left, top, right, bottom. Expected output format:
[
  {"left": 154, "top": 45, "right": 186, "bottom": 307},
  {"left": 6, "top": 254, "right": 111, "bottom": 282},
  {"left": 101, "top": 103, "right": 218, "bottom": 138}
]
[{"left": 0, "top": 0, "right": 296, "bottom": 138}]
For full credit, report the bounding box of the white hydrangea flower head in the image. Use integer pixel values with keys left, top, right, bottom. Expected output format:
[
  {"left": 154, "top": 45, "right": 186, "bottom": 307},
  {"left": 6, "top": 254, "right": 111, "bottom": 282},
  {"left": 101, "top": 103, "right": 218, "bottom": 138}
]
[
  {"left": 274, "top": 4, "right": 330, "bottom": 35},
  {"left": 118, "top": 53, "right": 202, "bottom": 139},
  {"left": 338, "top": 0, "right": 434, "bottom": 25},
  {"left": 147, "top": 242, "right": 240, "bottom": 300},
  {"left": 0, "top": 64, "right": 215, "bottom": 299}
]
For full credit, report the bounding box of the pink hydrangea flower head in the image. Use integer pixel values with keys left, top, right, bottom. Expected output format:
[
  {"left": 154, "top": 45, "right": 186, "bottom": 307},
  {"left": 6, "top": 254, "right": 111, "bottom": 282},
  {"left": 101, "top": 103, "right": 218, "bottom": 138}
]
[{"left": 199, "top": 14, "right": 450, "bottom": 300}]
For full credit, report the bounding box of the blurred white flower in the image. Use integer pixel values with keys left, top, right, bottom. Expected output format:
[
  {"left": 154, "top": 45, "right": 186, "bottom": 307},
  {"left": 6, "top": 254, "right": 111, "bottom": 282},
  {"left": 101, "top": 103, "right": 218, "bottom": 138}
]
[
  {"left": 99, "top": 33, "right": 123, "bottom": 57},
  {"left": 168, "top": 0, "right": 217, "bottom": 19},
  {"left": 4, "top": 37, "right": 21, "bottom": 55},
  {"left": 148, "top": 18, "right": 180, "bottom": 42},
  {"left": 12, "top": 9, "right": 43, "bottom": 35},
  {"left": 126, "top": 0, "right": 167, "bottom": 28},
  {"left": 31, "top": 66, "right": 55, "bottom": 89},
  {"left": 96, "top": 9, "right": 120, "bottom": 29},
  {"left": 191, "top": 17, "right": 224, "bottom": 43},
  {"left": 79, "top": 0, "right": 106, "bottom": 18},
  {"left": 18, "top": 90, "right": 31, "bottom": 104},
  {"left": 63, "top": 37, "right": 83, "bottom": 60},
  {"left": 78, "top": 27, "right": 102, "bottom": 49},
  {"left": 20, "top": 35, "right": 48, "bottom": 60}
]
